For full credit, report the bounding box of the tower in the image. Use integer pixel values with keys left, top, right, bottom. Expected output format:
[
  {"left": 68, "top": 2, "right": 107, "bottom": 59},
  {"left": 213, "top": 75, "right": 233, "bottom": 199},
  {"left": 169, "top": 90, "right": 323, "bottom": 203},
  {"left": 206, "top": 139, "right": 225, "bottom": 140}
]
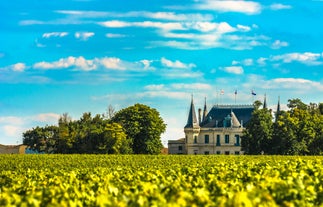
[
  {"left": 184, "top": 96, "right": 200, "bottom": 146},
  {"left": 202, "top": 97, "right": 208, "bottom": 123},
  {"left": 275, "top": 96, "right": 281, "bottom": 121},
  {"left": 263, "top": 94, "right": 267, "bottom": 109}
]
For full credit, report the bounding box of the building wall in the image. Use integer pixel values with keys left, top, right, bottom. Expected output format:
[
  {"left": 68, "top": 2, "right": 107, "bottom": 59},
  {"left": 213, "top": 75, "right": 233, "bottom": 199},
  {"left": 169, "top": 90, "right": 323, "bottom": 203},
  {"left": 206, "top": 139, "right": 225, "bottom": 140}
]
[
  {"left": 168, "top": 139, "right": 186, "bottom": 154},
  {"left": 185, "top": 127, "right": 244, "bottom": 155},
  {"left": 0, "top": 144, "right": 27, "bottom": 154}
]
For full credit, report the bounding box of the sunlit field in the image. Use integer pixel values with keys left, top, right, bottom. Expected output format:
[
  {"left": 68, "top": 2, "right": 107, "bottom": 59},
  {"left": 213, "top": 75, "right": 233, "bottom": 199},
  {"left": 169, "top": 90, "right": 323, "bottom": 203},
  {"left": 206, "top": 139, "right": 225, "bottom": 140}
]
[{"left": 1, "top": 155, "right": 322, "bottom": 206}]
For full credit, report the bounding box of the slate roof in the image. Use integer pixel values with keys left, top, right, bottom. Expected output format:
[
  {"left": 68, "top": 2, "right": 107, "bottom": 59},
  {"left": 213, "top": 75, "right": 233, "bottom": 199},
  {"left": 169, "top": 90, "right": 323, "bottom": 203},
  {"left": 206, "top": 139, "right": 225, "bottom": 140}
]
[
  {"left": 200, "top": 105, "right": 254, "bottom": 128},
  {"left": 184, "top": 99, "right": 199, "bottom": 128}
]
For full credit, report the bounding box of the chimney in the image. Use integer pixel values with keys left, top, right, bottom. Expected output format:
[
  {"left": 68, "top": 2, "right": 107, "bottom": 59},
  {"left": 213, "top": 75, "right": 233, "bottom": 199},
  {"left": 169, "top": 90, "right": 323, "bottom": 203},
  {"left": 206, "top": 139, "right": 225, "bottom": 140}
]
[{"left": 198, "top": 108, "right": 202, "bottom": 124}]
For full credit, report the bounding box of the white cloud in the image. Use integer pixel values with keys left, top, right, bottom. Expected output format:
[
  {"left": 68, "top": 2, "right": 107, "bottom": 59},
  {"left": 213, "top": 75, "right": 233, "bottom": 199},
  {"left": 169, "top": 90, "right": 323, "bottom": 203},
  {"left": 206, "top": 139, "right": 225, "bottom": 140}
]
[
  {"left": 270, "top": 52, "right": 323, "bottom": 65},
  {"left": 42, "top": 32, "right": 68, "bottom": 38},
  {"left": 144, "top": 84, "right": 165, "bottom": 90},
  {"left": 271, "top": 40, "right": 289, "bottom": 49},
  {"left": 269, "top": 3, "right": 292, "bottom": 10},
  {"left": 11, "top": 63, "right": 26, "bottom": 72},
  {"left": 32, "top": 113, "right": 60, "bottom": 123},
  {"left": 99, "top": 20, "right": 131, "bottom": 28},
  {"left": 105, "top": 33, "right": 126, "bottom": 38},
  {"left": 100, "top": 57, "right": 125, "bottom": 70},
  {"left": 75, "top": 32, "right": 95, "bottom": 40},
  {"left": 257, "top": 57, "right": 267, "bottom": 66},
  {"left": 161, "top": 57, "right": 196, "bottom": 69},
  {"left": 196, "top": 0, "right": 262, "bottom": 15},
  {"left": 244, "top": 75, "right": 323, "bottom": 92},
  {"left": 124, "top": 11, "right": 213, "bottom": 22},
  {"left": 2, "top": 125, "right": 23, "bottom": 137},
  {"left": 0, "top": 116, "right": 25, "bottom": 125},
  {"left": 33, "top": 56, "right": 97, "bottom": 71},
  {"left": 237, "top": 24, "right": 251, "bottom": 32},
  {"left": 19, "top": 20, "right": 44, "bottom": 25},
  {"left": 222, "top": 66, "right": 244, "bottom": 74}
]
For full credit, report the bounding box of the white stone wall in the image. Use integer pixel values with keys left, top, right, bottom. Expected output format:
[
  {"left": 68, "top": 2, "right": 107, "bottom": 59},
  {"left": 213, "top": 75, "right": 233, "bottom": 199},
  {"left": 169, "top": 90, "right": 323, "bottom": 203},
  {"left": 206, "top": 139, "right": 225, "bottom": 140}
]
[{"left": 185, "top": 127, "right": 244, "bottom": 155}]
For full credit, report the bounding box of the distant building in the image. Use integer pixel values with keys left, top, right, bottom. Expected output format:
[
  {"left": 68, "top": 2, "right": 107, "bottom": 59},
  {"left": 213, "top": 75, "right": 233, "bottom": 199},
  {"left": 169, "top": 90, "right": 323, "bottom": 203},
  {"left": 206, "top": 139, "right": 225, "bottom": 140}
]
[
  {"left": 168, "top": 97, "right": 254, "bottom": 155},
  {"left": 0, "top": 144, "right": 27, "bottom": 154}
]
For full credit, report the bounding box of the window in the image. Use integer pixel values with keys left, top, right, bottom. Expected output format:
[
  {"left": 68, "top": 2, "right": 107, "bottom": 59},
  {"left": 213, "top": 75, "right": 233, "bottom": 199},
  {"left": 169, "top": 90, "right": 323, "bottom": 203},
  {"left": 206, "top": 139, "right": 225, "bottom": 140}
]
[
  {"left": 194, "top": 136, "right": 197, "bottom": 143},
  {"left": 205, "top": 135, "right": 209, "bottom": 144},
  {"left": 204, "top": 151, "right": 210, "bottom": 155},
  {"left": 216, "top": 151, "right": 221, "bottom": 155},
  {"left": 178, "top": 146, "right": 183, "bottom": 151},
  {"left": 235, "top": 135, "right": 240, "bottom": 146},
  {"left": 235, "top": 151, "right": 240, "bottom": 155},
  {"left": 225, "top": 151, "right": 230, "bottom": 155},
  {"left": 194, "top": 150, "right": 198, "bottom": 155},
  {"left": 225, "top": 135, "right": 230, "bottom": 144},
  {"left": 216, "top": 135, "right": 221, "bottom": 146}
]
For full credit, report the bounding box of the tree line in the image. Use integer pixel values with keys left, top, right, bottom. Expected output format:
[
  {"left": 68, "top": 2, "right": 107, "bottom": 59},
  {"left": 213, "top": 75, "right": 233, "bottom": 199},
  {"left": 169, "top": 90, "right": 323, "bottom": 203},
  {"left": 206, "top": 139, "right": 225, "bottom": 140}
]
[
  {"left": 242, "top": 99, "right": 323, "bottom": 155},
  {"left": 23, "top": 103, "right": 166, "bottom": 154}
]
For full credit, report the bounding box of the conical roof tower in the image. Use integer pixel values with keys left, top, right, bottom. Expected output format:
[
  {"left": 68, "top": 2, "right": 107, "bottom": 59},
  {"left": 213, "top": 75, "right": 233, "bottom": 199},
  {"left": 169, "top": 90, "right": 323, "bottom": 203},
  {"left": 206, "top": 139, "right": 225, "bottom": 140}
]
[
  {"left": 275, "top": 96, "right": 281, "bottom": 121},
  {"left": 263, "top": 94, "right": 267, "bottom": 109},
  {"left": 185, "top": 96, "right": 198, "bottom": 128},
  {"left": 202, "top": 97, "right": 208, "bottom": 122}
]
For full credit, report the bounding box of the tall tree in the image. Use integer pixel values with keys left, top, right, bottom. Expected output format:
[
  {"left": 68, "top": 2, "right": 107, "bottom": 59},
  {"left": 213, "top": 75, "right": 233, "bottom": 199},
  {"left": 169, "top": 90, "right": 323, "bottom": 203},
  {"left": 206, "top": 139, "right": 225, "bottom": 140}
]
[
  {"left": 112, "top": 103, "right": 166, "bottom": 154},
  {"left": 241, "top": 102, "right": 273, "bottom": 154}
]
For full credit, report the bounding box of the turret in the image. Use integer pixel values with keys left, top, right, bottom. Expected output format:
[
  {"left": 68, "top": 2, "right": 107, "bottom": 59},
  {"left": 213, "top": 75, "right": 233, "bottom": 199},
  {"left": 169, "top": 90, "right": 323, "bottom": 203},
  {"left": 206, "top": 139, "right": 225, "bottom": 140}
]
[
  {"left": 202, "top": 97, "right": 208, "bottom": 122},
  {"left": 184, "top": 96, "right": 198, "bottom": 128},
  {"left": 275, "top": 96, "right": 281, "bottom": 121},
  {"left": 263, "top": 94, "right": 267, "bottom": 109}
]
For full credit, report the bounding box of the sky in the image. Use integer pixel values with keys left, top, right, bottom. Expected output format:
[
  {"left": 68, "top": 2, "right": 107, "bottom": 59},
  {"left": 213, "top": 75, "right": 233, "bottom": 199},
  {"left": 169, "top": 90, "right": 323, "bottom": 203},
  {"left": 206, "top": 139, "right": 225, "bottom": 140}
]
[{"left": 0, "top": 0, "right": 323, "bottom": 145}]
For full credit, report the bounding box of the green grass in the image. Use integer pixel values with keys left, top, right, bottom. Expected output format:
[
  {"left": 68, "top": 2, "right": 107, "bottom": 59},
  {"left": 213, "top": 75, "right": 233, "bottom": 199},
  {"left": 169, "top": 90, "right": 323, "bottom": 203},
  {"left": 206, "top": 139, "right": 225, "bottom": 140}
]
[{"left": 1, "top": 155, "right": 323, "bottom": 206}]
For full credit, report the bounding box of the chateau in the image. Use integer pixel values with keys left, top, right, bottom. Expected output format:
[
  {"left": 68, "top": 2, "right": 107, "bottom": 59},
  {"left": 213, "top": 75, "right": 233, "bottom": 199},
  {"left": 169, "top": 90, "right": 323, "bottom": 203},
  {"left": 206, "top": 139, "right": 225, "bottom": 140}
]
[{"left": 168, "top": 98, "right": 254, "bottom": 155}]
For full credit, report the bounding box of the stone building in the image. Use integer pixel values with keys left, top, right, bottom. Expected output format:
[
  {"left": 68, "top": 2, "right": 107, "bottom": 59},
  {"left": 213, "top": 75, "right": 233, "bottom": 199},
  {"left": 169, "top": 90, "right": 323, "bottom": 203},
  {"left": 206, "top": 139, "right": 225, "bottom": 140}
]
[
  {"left": 0, "top": 144, "right": 27, "bottom": 154},
  {"left": 168, "top": 98, "right": 254, "bottom": 155}
]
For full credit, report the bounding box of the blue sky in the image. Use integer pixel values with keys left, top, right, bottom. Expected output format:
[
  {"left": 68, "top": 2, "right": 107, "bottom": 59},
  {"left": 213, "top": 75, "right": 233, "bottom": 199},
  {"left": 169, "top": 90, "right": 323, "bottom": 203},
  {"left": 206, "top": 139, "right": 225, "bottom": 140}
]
[{"left": 0, "top": 0, "right": 322, "bottom": 145}]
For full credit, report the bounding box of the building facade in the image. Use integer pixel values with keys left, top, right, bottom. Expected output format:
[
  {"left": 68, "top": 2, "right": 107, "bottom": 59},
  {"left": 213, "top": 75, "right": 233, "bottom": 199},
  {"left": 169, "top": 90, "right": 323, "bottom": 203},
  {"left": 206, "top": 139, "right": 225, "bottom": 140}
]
[
  {"left": 0, "top": 144, "right": 27, "bottom": 154},
  {"left": 168, "top": 98, "right": 254, "bottom": 155}
]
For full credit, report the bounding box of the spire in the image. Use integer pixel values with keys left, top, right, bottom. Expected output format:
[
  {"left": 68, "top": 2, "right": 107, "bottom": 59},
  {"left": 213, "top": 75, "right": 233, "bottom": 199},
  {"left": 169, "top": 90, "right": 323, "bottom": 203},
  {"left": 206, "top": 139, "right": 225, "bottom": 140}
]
[
  {"left": 185, "top": 96, "right": 198, "bottom": 128},
  {"left": 276, "top": 96, "right": 281, "bottom": 121},
  {"left": 263, "top": 94, "right": 267, "bottom": 109},
  {"left": 202, "top": 97, "right": 208, "bottom": 122}
]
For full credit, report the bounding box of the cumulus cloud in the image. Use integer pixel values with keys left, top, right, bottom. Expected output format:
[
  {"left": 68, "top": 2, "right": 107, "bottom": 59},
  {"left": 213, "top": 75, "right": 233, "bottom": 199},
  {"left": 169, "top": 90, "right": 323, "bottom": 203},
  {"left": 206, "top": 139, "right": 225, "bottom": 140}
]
[
  {"left": 270, "top": 52, "right": 323, "bottom": 65},
  {"left": 100, "top": 57, "right": 125, "bottom": 70},
  {"left": 11, "top": 63, "right": 26, "bottom": 72},
  {"left": 195, "top": 0, "right": 262, "bottom": 15},
  {"left": 32, "top": 56, "right": 156, "bottom": 72},
  {"left": 271, "top": 40, "right": 289, "bottom": 49},
  {"left": 34, "top": 56, "right": 97, "bottom": 71},
  {"left": 161, "top": 57, "right": 196, "bottom": 69},
  {"left": 222, "top": 66, "right": 244, "bottom": 74}
]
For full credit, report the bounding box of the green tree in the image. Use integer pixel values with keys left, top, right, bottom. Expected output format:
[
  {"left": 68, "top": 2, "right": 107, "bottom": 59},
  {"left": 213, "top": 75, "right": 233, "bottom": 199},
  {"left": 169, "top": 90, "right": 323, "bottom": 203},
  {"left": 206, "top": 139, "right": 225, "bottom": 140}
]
[
  {"left": 287, "top": 98, "right": 307, "bottom": 110},
  {"left": 241, "top": 103, "right": 273, "bottom": 154},
  {"left": 112, "top": 103, "right": 166, "bottom": 154},
  {"left": 319, "top": 103, "right": 323, "bottom": 115},
  {"left": 272, "top": 100, "right": 323, "bottom": 155},
  {"left": 23, "top": 125, "right": 58, "bottom": 153}
]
